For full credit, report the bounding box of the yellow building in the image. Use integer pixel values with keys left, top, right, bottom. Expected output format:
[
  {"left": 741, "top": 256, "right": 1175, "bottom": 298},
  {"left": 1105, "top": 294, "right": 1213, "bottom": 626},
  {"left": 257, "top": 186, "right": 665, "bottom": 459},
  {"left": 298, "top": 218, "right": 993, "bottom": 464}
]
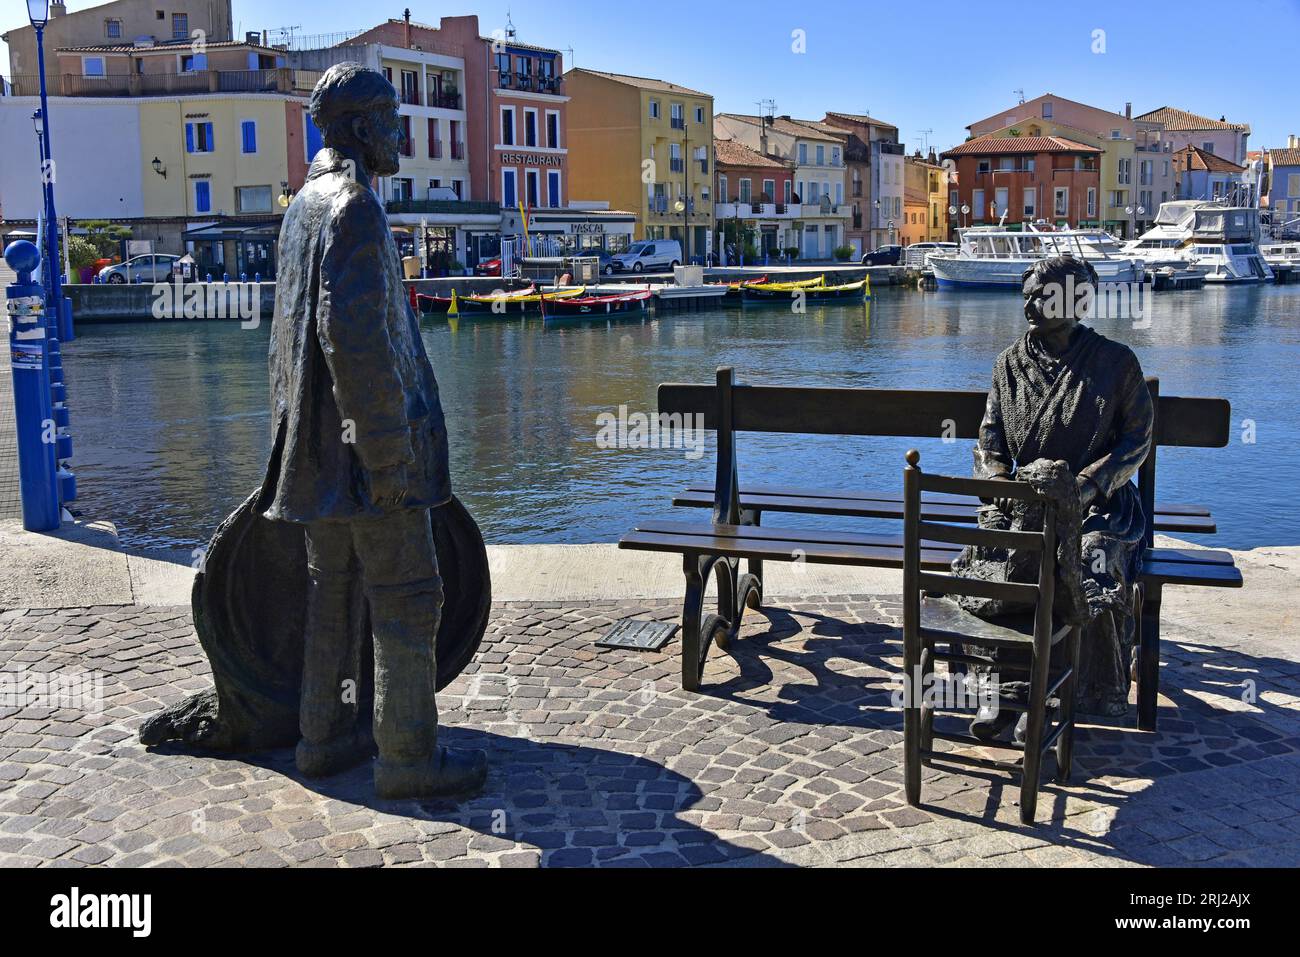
[
  {"left": 565, "top": 68, "right": 713, "bottom": 259},
  {"left": 904, "top": 152, "right": 948, "bottom": 243},
  {"left": 139, "top": 95, "right": 300, "bottom": 219}
]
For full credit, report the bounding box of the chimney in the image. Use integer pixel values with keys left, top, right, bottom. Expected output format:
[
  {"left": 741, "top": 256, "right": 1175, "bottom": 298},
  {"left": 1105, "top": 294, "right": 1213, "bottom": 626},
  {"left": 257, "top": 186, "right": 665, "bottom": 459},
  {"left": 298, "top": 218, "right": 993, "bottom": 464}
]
[
  {"left": 1290, "top": 134, "right": 1298, "bottom": 149},
  {"left": 927, "top": 147, "right": 938, "bottom": 164},
  {"left": 1125, "top": 102, "right": 1131, "bottom": 119},
  {"left": 404, "top": 8, "right": 412, "bottom": 48},
  {"left": 50, "top": 1, "right": 67, "bottom": 15}
]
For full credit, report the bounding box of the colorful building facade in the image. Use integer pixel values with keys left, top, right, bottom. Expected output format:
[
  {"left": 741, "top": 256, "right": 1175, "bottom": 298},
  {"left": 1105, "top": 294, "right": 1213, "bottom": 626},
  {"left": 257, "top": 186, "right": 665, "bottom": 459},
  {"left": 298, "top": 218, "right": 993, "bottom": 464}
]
[
  {"left": 713, "top": 137, "right": 796, "bottom": 261},
  {"left": 941, "top": 135, "right": 1103, "bottom": 230},
  {"left": 566, "top": 68, "right": 714, "bottom": 260}
]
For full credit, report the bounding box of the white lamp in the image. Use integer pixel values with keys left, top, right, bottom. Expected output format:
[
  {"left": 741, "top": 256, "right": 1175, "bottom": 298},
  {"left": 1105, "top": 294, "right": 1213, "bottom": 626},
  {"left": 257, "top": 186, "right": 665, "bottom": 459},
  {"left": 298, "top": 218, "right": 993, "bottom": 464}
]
[{"left": 27, "top": 0, "right": 50, "bottom": 29}]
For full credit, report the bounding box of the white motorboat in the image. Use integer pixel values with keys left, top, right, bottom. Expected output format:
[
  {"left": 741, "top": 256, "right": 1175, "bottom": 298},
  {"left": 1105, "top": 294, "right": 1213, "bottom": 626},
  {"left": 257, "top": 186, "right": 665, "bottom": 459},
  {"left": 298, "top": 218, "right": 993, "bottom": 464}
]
[
  {"left": 1123, "top": 201, "right": 1273, "bottom": 283},
  {"left": 929, "top": 224, "right": 1144, "bottom": 288},
  {"left": 1260, "top": 240, "right": 1300, "bottom": 269}
]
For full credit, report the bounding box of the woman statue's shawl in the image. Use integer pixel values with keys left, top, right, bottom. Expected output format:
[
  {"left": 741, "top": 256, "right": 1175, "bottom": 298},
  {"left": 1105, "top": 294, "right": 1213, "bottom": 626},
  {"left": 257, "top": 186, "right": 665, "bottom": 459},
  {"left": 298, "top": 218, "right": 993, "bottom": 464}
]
[{"left": 138, "top": 492, "right": 492, "bottom": 752}]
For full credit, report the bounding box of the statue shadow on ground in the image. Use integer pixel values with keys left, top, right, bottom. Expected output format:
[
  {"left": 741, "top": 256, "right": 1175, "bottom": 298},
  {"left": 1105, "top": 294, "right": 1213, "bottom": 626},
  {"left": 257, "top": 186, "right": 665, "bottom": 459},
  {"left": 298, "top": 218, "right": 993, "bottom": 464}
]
[
  {"left": 697, "top": 603, "right": 1300, "bottom": 857},
  {"left": 147, "top": 726, "right": 789, "bottom": 868}
]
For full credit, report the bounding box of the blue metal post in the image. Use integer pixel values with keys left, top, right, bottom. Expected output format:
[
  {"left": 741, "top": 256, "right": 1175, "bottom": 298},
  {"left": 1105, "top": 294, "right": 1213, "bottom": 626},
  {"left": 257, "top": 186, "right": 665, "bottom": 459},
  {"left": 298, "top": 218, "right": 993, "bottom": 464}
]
[{"left": 5, "top": 241, "right": 60, "bottom": 531}]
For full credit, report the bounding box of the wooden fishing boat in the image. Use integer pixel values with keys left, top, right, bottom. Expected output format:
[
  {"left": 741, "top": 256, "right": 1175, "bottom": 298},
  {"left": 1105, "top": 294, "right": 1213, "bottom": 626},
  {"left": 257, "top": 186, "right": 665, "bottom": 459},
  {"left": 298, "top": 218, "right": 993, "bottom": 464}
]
[
  {"left": 740, "top": 275, "right": 828, "bottom": 293},
  {"left": 708, "top": 275, "right": 768, "bottom": 299},
  {"left": 542, "top": 288, "right": 653, "bottom": 319},
  {"left": 740, "top": 278, "right": 868, "bottom": 304},
  {"left": 418, "top": 285, "right": 585, "bottom": 315}
]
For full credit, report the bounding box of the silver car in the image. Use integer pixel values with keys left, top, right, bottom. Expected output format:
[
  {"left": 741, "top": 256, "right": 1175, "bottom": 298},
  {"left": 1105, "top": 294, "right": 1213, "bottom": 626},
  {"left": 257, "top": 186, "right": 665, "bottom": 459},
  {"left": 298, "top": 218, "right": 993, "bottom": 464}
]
[{"left": 100, "top": 254, "right": 181, "bottom": 284}]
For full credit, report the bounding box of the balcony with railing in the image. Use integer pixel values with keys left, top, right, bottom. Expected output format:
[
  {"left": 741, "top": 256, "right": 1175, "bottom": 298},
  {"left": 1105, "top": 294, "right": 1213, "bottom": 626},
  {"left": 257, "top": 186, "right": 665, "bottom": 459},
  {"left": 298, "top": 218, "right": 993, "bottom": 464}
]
[
  {"left": 429, "top": 140, "right": 443, "bottom": 160},
  {"left": 715, "top": 201, "right": 798, "bottom": 219},
  {"left": 386, "top": 198, "right": 500, "bottom": 216},
  {"left": 430, "top": 90, "right": 461, "bottom": 110},
  {"left": 670, "top": 116, "right": 685, "bottom": 130},
  {"left": 5, "top": 68, "right": 322, "bottom": 98},
  {"left": 450, "top": 141, "right": 465, "bottom": 161},
  {"left": 669, "top": 158, "right": 685, "bottom": 173}
]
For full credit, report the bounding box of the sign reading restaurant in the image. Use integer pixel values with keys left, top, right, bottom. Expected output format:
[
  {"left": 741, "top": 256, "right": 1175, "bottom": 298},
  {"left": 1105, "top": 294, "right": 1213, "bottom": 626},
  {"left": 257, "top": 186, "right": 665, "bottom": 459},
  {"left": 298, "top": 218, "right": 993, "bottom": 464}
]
[{"left": 498, "top": 152, "right": 565, "bottom": 167}]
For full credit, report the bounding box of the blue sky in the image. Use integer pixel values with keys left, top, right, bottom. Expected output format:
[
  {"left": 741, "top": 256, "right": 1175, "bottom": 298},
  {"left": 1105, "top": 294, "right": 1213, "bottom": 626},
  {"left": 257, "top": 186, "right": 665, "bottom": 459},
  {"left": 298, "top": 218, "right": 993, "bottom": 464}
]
[{"left": 8, "top": 0, "right": 1298, "bottom": 151}]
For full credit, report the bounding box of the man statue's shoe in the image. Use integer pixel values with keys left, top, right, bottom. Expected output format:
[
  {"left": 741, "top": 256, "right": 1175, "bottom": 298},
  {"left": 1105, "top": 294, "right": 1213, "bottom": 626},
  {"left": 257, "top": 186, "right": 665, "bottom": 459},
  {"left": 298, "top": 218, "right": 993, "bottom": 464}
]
[
  {"left": 374, "top": 746, "right": 488, "bottom": 800},
  {"left": 296, "top": 728, "right": 375, "bottom": 778},
  {"left": 969, "top": 704, "right": 1017, "bottom": 741}
]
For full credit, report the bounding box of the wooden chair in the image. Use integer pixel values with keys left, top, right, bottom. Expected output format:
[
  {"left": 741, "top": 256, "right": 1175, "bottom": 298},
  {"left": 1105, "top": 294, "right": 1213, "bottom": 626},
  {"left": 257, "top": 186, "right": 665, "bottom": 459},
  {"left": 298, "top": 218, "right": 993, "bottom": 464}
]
[{"left": 901, "top": 449, "right": 1083, "bottom": 825}]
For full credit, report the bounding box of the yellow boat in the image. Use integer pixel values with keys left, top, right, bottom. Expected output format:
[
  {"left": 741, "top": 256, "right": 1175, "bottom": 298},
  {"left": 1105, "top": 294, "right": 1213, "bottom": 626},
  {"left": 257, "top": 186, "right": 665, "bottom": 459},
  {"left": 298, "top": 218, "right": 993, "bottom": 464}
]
[
  {"left": 420, "top": 286, "right": 587, "bottom": 316},
  {"left": 744, "top": 275, "right": 827, "bottom": 292}
]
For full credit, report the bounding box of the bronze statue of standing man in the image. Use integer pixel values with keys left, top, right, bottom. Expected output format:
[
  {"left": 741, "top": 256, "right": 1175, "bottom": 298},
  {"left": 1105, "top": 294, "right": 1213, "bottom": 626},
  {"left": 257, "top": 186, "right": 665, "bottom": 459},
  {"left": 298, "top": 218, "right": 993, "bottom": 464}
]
[{"left": 258, "top": 62, "right": 486, "bottom": 798}]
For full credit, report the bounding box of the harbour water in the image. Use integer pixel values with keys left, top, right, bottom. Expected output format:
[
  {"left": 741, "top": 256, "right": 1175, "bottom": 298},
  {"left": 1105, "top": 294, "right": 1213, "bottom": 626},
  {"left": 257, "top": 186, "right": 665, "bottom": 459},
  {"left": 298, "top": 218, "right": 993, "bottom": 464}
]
[{"left": 61, "top": 283, "right": 1300, "bottom": 551}]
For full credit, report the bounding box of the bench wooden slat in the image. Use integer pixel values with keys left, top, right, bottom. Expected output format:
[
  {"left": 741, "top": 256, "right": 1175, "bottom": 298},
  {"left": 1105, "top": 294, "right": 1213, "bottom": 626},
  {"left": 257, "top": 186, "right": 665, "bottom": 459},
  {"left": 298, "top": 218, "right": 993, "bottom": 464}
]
[
  {"left": 660, "top": 383, "right": 1232, "bottom": 448},
  {"left": 1145, "top": 547, "right": 1235, "bottom": 566},
  {"left": 1140, "top": 560, "right": 1243, "bottom": 588},
  {"left": 619, "top": 528, "right": 949, "bottom": 569},
  {"left": 671, "top": 489, "right": 1217, "bottom": 533},
  {"left": 681, "top": 482, "right": 1213, "bottom": 517}
]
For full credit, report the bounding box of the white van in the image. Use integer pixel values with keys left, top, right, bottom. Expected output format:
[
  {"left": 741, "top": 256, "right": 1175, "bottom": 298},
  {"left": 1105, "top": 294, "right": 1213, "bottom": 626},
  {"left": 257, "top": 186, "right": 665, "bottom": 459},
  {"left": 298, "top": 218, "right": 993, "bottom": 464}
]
[{"left": 610, "top": 239, "right": 683, "bottom": 273}]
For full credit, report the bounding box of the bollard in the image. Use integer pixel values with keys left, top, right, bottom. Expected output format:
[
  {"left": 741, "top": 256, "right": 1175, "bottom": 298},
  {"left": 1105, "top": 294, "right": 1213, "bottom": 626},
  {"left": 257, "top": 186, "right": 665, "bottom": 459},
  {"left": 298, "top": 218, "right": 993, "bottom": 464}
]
[{"left": 4, "top": 240, "right": 60, "bottom": 531}]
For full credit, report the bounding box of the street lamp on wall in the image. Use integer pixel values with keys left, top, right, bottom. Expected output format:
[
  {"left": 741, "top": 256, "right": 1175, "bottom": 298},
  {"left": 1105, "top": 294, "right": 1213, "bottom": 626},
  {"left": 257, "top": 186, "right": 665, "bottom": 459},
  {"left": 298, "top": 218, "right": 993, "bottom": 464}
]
[{"left": 151, "top": 157, "right": 166, "bottom": 179}]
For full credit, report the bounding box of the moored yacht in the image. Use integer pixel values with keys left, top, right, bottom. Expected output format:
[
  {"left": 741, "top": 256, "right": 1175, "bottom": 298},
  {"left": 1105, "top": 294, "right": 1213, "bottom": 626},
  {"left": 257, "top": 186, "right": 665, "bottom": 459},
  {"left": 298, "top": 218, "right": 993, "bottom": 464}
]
[
  {"left": 929, "top": 224, "right": 1144, "bottom": 288},
  {"left": 1123, "top": 201, "right": 1273, "bottom": 283}
]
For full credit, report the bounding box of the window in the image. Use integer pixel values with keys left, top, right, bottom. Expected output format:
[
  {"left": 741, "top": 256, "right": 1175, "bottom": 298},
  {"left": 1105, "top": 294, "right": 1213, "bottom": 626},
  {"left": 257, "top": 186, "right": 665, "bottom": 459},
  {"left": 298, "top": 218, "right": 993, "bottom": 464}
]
[
  {"left": 400, "top": 70, "right": 419, "bottom": 105},
  {"left": 546, "top": 111, "right": 559, "bottom": 149},
  {"left": 83, "top": 57, "right": 106, "bottom": 77},
  {"left": 501, "top": 107, "right": 515, "bottom": 146},
  {"left": 762, "top": 178, "right": 775, "bottom": 200},
  {"left": 240, "top": 120, "right": 257, "bottom": 154},
  {"left": 977, "top": 159, "right": 991, "bottom": 174},
  {"left": 449, "top": 120, "right": 462, "bottom": 159},
  {"left": 1110, "top": 129, "right": 1122, "bottom": 140},
  {"left": 524, "top": 109, "right": 537, "bottom": 148},
  {"left": 172, "top": 13, "right": 188, "bottom": 40},
  {"left": 1023, "top": 187, "right": 1036, "bottom": 217},
  {"left": 998, "top": 157, "right": 1014, "bottom": 171},
  {"left": 236, "top": 185, "right": 272, "bottom": 213},
  {"left": 185, "top": 122, "right": 215, "bottom": 153},
  {"left": 1117, "top": 158, "right": 1131, "bottom": 184},
  {"left": 695, "top": 106, "right": 704, "bottom": 124},
  {"left": 1087, "top": 187, "right": 1098, "bottom": 217},
  {"left": 180, "top": 53, "right": 206, "bottom": 73},
  {"left": 1054, "top": 187, "right": 1069, "bottom": 217},
  {"left": 547, "top": 170, "right": 561, "bottom": 208},
  {"left": 670, "top": 103, "right": 684, "bottom": 129},
  {"left": 525, "top": 169, "right": 540, "bottom": 208},
  {"left": 428, "top": 118, "right": 441, "bottom": 158},
  {"left": 798, "top": 143, "right": 808, "bottom": 164},
  {"left": 105, "top": 18, "right": 122, "bottom": 39},
  {"left": 739, "top": 178, "right": 751, "bottom": 203},
  {"left": 972, "top": 188, "right": 985, "bottom": 219},
  {"left": 1289, "top": 173, "right": 1300, "bottom": 198},
  {"left": 994, "top": 186, "right": 1009, "bottom": 217},
  {"left": 784, "top": 180, "right": 791, "bottom": 204},
  {"left": 1202, "top": 142, "right": 1215, "bottom": 154},
  {"left": 495, "top": 52, "right": 510, "bottom": 75},
  {"left": 1042, "top": 101, "right": 1053, "bottom": 119},
  {"left": 835, "top": 182, "right": 843, "bottom": 205},
  {"left": 815, "top": 145, "right": 825, "bottom": 166},
  {"left": 399, "top": 116, "right": 412, "bottom": 157},
  {"left": 649, "top": 99, "right": 660, "bottom": 119},
  {"left": 669, "top": 143, "right": 682, "bottom": 173},
  {"left": 194, "top": 180, "right": 211, "bottom": 213},
  {"left": 391, "top": 178, "right": 414, "bottom": 203},
  {"left": 718, "top": 175, "right": 728, "bottom": 201},
  {"left": 832, "top": 146, "right": 841, "bottom": 166},
  {"left": 502, "top": 169, "right": 517, "bottom": 207}
]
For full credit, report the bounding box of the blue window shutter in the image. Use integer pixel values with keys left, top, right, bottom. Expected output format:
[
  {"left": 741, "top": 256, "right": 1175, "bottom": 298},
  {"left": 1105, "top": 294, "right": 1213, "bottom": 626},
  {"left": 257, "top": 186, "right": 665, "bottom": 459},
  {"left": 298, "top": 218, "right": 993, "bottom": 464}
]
[
  {"left": 242, "top": 121, "right": 256, "bottom": 153},
  {"left": 247, "top": 51, "right": 258, "bottom": 70},
  {"left": 305, "top": 114, "right": 324, "bottom": 161},
  {"left": 185, "top": 123, "right": 194, "bottom": 153},
  {"left": 204, "top": 123, "right": 214, "bottom": 151},
  {"left": 195, "top": 181, "right": 210, "bottom": 213},
  {"left": 193, "top": 53, "right": 207, "bottom": 71}
]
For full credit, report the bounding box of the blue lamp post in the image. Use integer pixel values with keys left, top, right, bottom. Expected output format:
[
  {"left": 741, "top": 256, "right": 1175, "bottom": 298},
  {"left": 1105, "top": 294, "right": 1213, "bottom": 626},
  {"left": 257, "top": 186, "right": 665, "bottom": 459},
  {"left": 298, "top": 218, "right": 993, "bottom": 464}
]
[{"left": 28, "top": 0, "right": 67, "bottom": 335}]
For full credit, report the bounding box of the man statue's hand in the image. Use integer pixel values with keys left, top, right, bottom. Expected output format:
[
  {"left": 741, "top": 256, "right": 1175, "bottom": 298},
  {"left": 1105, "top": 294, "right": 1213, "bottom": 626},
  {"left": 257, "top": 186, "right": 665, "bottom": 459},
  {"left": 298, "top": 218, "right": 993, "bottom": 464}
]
[
  {"left": 989, "top": 474, "right": 1016, "bottom": 515},
  {"left": 1077, "top": 474, "right": 1100, "bottom": 510},
  {"left": 369, "top": 464, "right": 409, "bottom": 508}
]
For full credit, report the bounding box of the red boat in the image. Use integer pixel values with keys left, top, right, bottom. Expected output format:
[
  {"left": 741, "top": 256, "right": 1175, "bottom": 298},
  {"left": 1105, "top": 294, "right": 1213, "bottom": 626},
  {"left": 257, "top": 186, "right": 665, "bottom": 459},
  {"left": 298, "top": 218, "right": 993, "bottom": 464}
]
[{"left": 542, "top": 288, "right": 653, "bottom": 319}]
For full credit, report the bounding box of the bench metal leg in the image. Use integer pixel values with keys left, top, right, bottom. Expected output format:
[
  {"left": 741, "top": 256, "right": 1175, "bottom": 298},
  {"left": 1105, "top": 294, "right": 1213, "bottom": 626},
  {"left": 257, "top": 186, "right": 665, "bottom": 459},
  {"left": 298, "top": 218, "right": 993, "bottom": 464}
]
[
  {"left": 680, "top": 553, "right": 707, "bottom": 692},
  {"left": 1137, "top": 582, "right": 1162, "bottom": 732},
  {"left": 678, "top": 553, "right": 754, "bottom": 692},
  {"left": 739, "top": 507, "right": 764, "bottom": 610}
]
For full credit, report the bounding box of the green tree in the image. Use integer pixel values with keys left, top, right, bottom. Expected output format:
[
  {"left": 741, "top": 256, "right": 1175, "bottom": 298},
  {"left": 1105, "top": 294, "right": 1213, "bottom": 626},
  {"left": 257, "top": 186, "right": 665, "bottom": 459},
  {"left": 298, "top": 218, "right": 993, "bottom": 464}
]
[{"left": 78, "top": 220, "right": 133, "bottom": 259}]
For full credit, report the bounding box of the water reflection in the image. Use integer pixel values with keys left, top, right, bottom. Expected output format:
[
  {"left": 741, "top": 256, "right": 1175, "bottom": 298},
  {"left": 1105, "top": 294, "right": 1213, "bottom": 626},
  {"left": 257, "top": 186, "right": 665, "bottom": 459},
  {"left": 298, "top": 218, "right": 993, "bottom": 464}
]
[{"left": 62, "top": 284, "right": 1300, "bottom": 550}]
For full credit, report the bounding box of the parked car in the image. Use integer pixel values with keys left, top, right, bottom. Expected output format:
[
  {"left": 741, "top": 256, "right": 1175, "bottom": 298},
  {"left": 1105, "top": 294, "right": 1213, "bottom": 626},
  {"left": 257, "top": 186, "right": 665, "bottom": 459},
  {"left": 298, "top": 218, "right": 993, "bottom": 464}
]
[
  {"left": 474, "top": 257, "right": 502, "bottom": 277},
  {"left": 610, "top": 239, "right": 682, "bottom": 273},
  {"left": 596, "top": 250, "right": 617, "bottom": 275},
  {"left": 100, "top": 254, "right": 181, "bottom": 284},
  {"left": 861, "top": 245, "right": 903, "bottom": 266}
]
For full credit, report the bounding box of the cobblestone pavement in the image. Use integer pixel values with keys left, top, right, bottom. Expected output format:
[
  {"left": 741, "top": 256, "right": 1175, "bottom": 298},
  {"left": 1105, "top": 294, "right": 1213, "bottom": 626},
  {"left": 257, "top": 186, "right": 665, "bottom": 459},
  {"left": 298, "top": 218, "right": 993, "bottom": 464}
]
[{"left": 2, "top": 597, "right": 1299, "bottom": 868}]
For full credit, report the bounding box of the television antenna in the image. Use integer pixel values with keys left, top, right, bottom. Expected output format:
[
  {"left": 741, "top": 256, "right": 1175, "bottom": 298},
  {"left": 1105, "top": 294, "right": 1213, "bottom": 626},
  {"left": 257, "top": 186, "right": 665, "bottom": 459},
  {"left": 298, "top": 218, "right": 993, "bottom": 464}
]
[
  {"left": 269, "top": 25, "right": 301, "bottom": 47},
  {"left": 917, "top": 128, "right": 933, "bottom": 153},
  {"left": 1014, "top": 88, "right": 1025, "bottom": 104},
  {"left": 505, "top": 9, "right": 517, "bottom": 40}
]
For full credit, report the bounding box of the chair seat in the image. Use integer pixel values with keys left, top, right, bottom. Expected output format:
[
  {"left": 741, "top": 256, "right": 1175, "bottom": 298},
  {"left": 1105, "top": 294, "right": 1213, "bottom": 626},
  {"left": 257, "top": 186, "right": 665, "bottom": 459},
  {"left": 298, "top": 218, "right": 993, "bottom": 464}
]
[{"left": 919, "top": 596, "right": 1071, "bottom": 649}]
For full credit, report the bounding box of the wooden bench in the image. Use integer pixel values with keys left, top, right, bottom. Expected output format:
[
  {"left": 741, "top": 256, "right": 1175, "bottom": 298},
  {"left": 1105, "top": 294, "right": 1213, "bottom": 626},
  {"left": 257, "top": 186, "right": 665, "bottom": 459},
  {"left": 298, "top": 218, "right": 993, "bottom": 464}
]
[{"left": 618, "top": 367, "right": 1243, "bottom": 730}]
